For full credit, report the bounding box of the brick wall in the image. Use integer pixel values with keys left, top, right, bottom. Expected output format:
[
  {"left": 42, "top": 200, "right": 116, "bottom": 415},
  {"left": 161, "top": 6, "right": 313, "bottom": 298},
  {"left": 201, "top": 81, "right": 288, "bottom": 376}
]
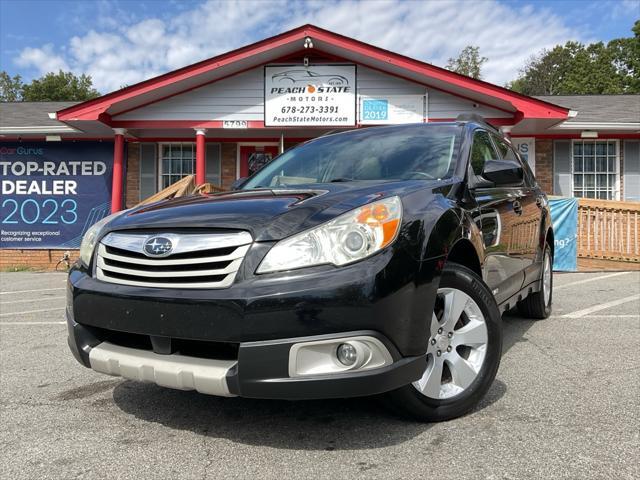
[
  {"left": 0, "top": 249, "right": 79, "bottom": 271},
  {"left": 534, "top": 139, "right": 553, "bottom": 195},
  {"left": 125, "top": 142, "right": 140, "bottom": 207}
]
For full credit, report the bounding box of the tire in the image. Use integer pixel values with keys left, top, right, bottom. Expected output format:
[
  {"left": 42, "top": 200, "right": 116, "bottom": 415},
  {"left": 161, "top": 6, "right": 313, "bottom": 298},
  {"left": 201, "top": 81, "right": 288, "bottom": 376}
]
[
  {"left": 517, "top": 245, "right": 553, "bottom": 319},
  {"left": 384, "top": 262, "right": 502, "bottom": 422}
]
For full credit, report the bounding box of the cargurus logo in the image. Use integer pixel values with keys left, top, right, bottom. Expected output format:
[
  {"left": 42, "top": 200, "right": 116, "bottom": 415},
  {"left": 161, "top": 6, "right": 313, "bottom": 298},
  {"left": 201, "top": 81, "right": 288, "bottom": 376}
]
[{"left": 0, "top": 146, "right": 44, "bottom": 155}]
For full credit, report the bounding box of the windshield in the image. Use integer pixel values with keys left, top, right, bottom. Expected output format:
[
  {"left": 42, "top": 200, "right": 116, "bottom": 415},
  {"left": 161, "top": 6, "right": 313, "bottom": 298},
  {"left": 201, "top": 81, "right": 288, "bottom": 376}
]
[{"left": 242, "top": 125, "right": 461, "bottom": 189}]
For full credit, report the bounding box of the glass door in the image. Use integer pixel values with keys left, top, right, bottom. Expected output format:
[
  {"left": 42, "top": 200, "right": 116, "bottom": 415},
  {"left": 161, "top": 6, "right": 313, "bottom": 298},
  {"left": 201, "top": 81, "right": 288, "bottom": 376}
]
[{"left": 239, "top": 145, "right": 279, "bottom": 178}]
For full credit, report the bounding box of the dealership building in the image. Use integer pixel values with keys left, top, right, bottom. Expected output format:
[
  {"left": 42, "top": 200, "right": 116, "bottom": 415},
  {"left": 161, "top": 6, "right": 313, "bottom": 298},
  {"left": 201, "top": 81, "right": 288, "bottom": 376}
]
[{"left": 1, "top": 24, "right": 639, "bottom": 269}]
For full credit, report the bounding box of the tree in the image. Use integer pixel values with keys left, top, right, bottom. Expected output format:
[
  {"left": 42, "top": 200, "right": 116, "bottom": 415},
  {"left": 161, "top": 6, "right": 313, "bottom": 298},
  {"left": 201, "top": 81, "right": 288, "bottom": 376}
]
[
  {"left": 0, "top": 72, "right": 23, "bottom": 101},
  {"left": 507, "top": 42, "right": 584, "bottom": 95},
  {"left": 20, "top": 71, "right": 100, "bottom": 101},
  {"left": 607, "top": 20, "right": 640, "bottom": 93},
  {"left": 446, "top": 46, "right": 488, "bottom": 79},
  {"left": 508, "top": 20, "right": 640, "bottom": 95}
]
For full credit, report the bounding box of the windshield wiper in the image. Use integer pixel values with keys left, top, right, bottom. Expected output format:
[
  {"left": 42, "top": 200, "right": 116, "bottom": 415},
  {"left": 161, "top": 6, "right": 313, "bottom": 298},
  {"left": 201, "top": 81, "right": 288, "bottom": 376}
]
[{"left": 328, "top": 177, "right": 355, "bottom": 183}]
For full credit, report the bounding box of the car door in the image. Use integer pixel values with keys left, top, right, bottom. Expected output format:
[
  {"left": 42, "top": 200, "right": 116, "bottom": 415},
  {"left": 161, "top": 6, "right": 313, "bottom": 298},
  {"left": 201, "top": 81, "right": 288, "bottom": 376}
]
[
  {"left": 491, "top": 134, "right": 540, "bottom": 277},
  {"left": 468, "top": 129, "right": 525, "bottom": 305}
]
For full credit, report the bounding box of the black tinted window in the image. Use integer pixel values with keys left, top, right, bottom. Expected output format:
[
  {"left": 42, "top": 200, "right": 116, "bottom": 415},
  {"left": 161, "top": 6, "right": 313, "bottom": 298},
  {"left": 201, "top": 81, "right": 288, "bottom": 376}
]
[
  {"left": 470, "top": 130, "right": 498, "bottom": 175},
  {"left": 492, "top": 134, "right": 534, "bottom": 185},
  {"left": 492, "top": 134, "right": 518, "bottom": 162}
]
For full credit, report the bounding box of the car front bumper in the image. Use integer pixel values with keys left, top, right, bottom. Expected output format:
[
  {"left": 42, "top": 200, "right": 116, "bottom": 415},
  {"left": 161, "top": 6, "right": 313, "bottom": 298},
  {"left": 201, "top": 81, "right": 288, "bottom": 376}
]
[
  {"left": 68, "top": 316, "right": 426, "bottom": 399},
  {"left": 67, "top": 253, "right": 440, "bottom": 399}
]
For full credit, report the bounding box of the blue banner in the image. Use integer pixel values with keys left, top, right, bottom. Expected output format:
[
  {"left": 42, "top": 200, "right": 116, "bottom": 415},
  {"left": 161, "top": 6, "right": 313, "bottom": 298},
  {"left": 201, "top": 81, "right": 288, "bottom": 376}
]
[
  {"left": 1, "top": 142, "right": 113, "bottom": 249},
  {"left": 362, "top": 99, "right": 389, "bottom": 121},
  {"left": 549, "top": 197, "right": 578, "bottom": 271}
]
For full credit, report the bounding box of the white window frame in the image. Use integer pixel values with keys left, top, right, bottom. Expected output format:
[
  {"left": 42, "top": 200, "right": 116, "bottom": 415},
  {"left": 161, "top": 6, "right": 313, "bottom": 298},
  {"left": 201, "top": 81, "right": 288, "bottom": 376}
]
[
  {"left": 157, "top": 142, "right": 196, "bottom": 190},
  {"left": 570, "top": 139, "right": 620, "bottom": 201}
]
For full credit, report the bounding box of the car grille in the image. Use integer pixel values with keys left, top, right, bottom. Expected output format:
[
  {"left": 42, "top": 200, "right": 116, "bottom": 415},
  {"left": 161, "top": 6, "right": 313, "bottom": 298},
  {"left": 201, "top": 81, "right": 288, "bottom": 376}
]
[{"left": 96, "top": 231, "right": 252, "bottom": 289}]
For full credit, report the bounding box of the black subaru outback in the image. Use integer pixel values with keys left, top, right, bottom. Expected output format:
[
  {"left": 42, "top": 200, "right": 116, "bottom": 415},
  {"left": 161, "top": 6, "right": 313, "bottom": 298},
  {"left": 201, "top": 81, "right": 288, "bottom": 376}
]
[{"left": 67, "top": 117, "right": 553, "bottom": 421}]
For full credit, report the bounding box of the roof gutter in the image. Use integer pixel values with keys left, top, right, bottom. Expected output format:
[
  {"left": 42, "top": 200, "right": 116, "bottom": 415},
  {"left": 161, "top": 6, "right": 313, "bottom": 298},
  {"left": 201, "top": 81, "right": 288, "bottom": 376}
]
[
  {"left": 0, "top": 125, "right": 79, "bottom": 135},
  {"left": 552, "top": 122, "right": 640, "bottom": 131}
]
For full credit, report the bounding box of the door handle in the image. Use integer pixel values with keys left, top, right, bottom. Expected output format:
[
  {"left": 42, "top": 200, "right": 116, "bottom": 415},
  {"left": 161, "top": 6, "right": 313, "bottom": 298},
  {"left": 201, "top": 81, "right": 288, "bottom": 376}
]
[{"left": 513, "top": 200, "right": 523, "bottom": 215}]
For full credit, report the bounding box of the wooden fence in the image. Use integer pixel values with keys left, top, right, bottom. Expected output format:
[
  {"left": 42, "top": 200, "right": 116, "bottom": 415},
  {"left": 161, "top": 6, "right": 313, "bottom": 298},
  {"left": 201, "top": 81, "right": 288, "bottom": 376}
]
[{"left": 577, "top": 198, "right": 640, "bottom": 263}]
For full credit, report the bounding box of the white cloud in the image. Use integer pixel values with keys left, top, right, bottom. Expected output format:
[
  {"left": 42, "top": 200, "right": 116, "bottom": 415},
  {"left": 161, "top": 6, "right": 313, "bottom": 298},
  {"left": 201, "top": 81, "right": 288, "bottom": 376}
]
[
  {"left": 285, "top": 0, "right": 579, "bottom": 85},
  {"left": 13, "top": 0, "right": 582, "bottom": 93},
  {"left": 126, "top": 19, "right": 166, "bottom": 46},
  {"left": 610, "top": 0, "right": 640, "bottom": 19},
  {"left": 16, "top": 44, "right": 70, "bottom": 74}
]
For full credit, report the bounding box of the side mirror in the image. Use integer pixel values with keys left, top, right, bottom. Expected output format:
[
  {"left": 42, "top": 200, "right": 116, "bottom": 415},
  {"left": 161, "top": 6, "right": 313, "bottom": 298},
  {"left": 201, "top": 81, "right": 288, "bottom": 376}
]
[
  {"left": 230, "top": 177, "right": 248, "bottom": 190},
  {"left": 481, "top": 160, "right": 523, "bottom": 186}
]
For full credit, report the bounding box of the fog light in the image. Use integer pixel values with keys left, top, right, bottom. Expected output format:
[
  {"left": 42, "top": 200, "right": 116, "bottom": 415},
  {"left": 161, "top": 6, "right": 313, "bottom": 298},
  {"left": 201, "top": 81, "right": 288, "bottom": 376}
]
[
  {"left": 337, "top": 343, "right": 358, "bottom": 366},
  {"left": 288, "top": 336, "right": 393, "bottom": 377}
]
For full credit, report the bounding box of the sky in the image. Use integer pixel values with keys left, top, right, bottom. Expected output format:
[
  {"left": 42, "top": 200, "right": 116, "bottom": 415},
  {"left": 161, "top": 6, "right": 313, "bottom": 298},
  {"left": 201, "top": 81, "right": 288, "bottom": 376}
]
[{"left": 0, "top": 0, "right": 638, "bottom": 94}]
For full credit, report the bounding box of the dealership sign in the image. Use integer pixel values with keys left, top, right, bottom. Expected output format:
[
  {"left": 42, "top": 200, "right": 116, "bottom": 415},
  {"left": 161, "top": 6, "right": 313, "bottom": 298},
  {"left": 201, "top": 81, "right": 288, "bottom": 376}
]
[
  {"left": 359, "top": 95, "right": 425, "bottom": 124},
  {"left": 0, "top": 142, "right": 113, "bottom": 249},
  {"left": 264, "top": 65, "right": 356, "bottom": 126}
]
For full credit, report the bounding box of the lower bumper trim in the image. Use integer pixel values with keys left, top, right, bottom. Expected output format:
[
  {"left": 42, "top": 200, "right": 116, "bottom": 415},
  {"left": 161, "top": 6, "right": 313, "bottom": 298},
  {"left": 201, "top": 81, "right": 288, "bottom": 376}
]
[{"left": 88, "top": 342, "right": 237, "bottom": 397}]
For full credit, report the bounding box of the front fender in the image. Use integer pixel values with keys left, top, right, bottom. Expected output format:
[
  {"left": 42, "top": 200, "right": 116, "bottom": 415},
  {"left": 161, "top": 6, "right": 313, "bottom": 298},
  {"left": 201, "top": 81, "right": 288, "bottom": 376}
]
[
  {"left": 421, "top": 207, "right": 484, "bottom": 266},
  {"left": 396, "top": 193, "right": 485, "bottom": 356}
]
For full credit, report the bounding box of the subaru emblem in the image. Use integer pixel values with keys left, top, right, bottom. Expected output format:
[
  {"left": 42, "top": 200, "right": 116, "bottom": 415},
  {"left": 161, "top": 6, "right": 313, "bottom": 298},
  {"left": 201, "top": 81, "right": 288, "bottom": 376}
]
[{"left": 143, "top": 236, "right": 173, "bottom": 257}]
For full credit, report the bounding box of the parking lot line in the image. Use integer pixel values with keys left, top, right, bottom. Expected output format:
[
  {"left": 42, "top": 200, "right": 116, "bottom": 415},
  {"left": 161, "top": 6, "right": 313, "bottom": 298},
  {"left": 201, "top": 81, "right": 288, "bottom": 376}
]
[
  {"left": 561, "top": 294, "right": 640, "bottom": 318},
  {"left": 1, "top": 297, "right": 65, "bottom": 305},
  {"left": 0, "top": 287, "right": 65, "bottom": 295},
  {"left": 552, "top": 314, "right": 640, "bottom": 319},
  {"left": 0, "top": 307, "right": 65, "bottom": 317},
  {"left": 553, "top": 271, "right": 631, "bottom": 290}
]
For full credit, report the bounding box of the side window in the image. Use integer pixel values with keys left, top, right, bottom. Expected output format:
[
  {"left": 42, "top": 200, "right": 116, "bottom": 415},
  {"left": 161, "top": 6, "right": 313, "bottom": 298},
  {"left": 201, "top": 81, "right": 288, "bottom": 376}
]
[
  {"left": 492, "top": 135, "right": 509, "bottom": 158},
  {"left": 470, "top": 130, "right": 499, "bottom": 175},
  {"left": 493, "top": 134, "right": 535, "bottom": 186},
  {"left": 504, "top": 145, "right": 519, "bottom": 162},
  {"left": 492, "top": 134, "right": 518, "bottom": 161}
]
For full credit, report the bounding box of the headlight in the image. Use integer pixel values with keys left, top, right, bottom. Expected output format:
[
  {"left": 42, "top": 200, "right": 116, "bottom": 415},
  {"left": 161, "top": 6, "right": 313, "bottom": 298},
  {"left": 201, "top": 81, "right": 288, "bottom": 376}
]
[
  {"left": 79, "top": 211, "right": 122, "bottom": 267},
  {"left": 257, "top": 196, "right": 402, "bottom": 274}
]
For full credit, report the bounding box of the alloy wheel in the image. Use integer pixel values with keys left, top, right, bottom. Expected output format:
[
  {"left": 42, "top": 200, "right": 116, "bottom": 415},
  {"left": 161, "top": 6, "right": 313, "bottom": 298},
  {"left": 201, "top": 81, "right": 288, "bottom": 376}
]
[{"left": 413, "top": 287, "right": 488, "bottom": 399}]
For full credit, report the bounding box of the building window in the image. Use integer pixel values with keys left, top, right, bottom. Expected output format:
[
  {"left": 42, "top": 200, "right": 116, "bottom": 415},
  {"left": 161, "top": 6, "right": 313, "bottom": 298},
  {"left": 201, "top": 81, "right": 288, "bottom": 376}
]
[
  {"left": 159, "top": 143, "right": 195, "bottom": 189},
  {"left": 572, "top": 140, "right": 619, "bottom": 200}
]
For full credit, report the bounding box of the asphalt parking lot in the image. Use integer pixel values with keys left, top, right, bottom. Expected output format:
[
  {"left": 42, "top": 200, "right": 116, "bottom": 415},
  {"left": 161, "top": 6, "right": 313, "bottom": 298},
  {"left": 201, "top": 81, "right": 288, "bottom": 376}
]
[{"left": 1, "top": 271, "right": 638, "bottom": 479}]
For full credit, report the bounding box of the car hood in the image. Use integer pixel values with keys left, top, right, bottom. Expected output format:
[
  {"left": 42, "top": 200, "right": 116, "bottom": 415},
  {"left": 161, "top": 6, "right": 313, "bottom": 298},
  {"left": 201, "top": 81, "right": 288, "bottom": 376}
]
[{"left": 105, "top": 181, "right": 445, "bottom": 242}]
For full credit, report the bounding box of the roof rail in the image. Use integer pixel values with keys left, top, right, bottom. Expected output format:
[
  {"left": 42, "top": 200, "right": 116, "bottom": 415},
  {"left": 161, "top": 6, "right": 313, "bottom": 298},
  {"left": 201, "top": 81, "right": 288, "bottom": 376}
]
[{"left": 455, "top": 113, "right": 499, "bottom": 132}]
